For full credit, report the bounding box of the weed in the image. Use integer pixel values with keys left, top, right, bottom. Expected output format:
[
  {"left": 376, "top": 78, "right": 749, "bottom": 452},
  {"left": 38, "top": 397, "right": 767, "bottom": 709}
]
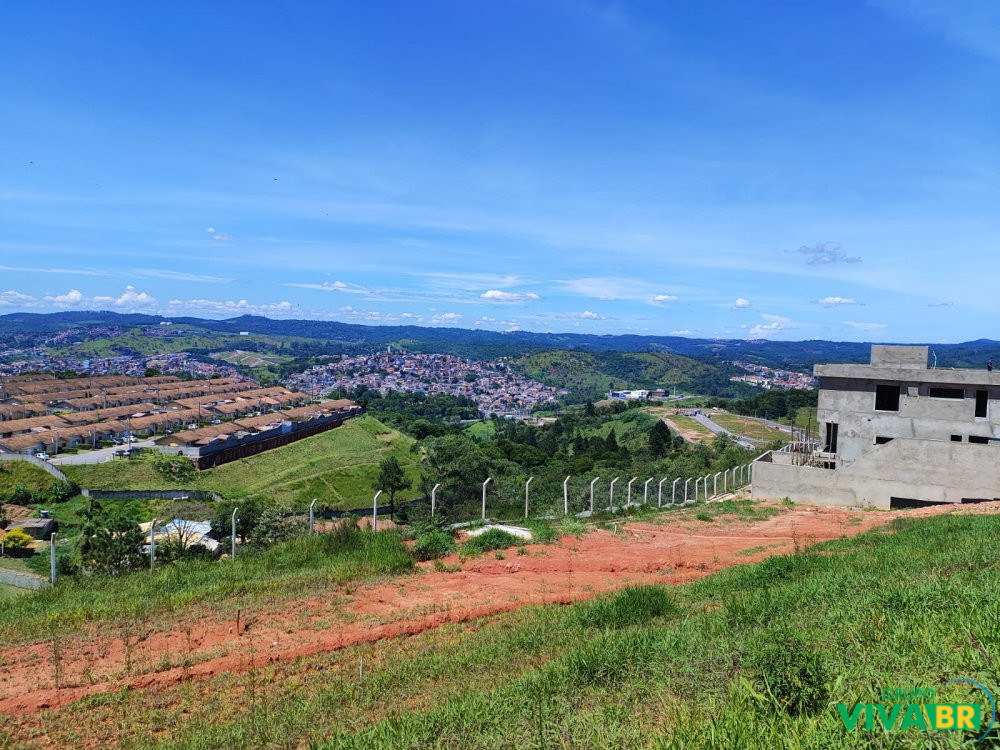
[
  {"left": 744, "top": 628, "right": 828, "bottom": 716},
  {"left": 412, "top": 531, "right": 455, "bottom": 561},
  {"left": 573, "top": 585, "right": 679, "bottom": 629},
  {"left": 461, "top": 529, "right": 520, "bottom": 558}
]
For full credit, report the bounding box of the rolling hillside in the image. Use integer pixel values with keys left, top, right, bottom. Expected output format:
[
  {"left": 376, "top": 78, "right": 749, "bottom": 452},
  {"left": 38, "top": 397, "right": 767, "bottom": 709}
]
[
  {"left": 513, "top": 350, "right": 744, "bottom": 400},
  {"left": 63, "top": 415, "right": 421, "bottom": 510}
]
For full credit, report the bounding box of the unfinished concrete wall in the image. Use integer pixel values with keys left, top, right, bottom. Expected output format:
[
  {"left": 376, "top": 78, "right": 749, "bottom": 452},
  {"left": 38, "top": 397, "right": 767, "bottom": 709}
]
[{"left": 753, "top": 438, "right": 1000, "bottom": 508}]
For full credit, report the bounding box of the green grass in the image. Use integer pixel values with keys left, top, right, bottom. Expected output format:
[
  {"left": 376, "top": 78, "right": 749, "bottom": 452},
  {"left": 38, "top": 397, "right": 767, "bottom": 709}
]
[
  {"left": 661, "top": 413, "right": 713, "bottom": 437},
  {"left": 464, "top": 420, "right": 496, "bottom": 439},
  {"left": 709, "top": 412, "right": 790, "bottom": 443},
  {"left": 41, "top": 510, "right": 999, "bottom": 749},
  {"left": 460, "top": 528, "right": 521, "bottom": 558},
  {"left": 62, "top": 416, "right": 421, "bottom": 510},
  {"left": 0, "top": 460, "right": 62, "bottom": 495},
  {"left": 0, "top": 583, "right": 27, "bottom": 599},
  {"left": 0, "top": 524, "right": 413, "bottom": 645}
]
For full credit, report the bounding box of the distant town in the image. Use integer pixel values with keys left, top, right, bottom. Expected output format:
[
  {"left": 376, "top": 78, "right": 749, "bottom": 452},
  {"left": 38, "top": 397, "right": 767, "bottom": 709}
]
[
  {"left": 284, "top": 350, "right": 564, "bottom": 417},
  {"left": 729, "top": 360, "right": 816, "bottom": 390}
]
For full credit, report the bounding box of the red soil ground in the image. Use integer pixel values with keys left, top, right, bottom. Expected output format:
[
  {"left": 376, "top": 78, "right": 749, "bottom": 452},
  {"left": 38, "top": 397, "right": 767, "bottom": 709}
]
[{"left": 2, "top": 500, "right": 995, "bottom": 719}]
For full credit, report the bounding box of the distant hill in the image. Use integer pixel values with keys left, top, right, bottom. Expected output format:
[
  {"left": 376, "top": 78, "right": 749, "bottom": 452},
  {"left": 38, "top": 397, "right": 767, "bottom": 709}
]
[{"left": 1, "top": 310, "right": 997, "bottom": 371}]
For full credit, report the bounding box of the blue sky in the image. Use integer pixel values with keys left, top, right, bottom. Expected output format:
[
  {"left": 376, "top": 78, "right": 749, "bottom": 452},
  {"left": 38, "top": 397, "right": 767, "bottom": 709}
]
[{"left": 2, "top": 1, "right": 999, "bottom": 342}]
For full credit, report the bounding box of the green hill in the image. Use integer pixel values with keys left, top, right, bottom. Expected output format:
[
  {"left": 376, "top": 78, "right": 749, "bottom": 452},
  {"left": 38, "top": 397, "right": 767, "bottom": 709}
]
[
  {"left": 514, "top": 350, "right": 739, "bottom": 400},
  {"left": 63, "top": 415, "right": 421, "bottom": 510},
  {"left": 0, "top": 460, "right": 62, "bottom": 496}
]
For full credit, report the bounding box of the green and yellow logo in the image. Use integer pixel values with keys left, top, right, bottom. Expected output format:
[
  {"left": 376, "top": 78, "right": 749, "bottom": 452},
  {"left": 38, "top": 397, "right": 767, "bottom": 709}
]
[{"left": 837, "top": 680, "right": 995, "bottom": 744}]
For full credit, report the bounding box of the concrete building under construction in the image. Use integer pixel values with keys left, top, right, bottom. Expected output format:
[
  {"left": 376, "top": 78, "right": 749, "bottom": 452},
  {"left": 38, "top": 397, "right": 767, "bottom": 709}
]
[{"left": 752, "top": 345, "right": 1000, "bottom": 508}]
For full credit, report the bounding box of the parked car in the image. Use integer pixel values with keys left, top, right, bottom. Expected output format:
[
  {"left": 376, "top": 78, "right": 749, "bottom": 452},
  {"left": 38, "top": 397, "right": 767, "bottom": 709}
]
[
  {"left": 35, "top": 452, "right": 50, "bottom": 460},
  {"left": 127, "top": 435, "right": 139, "bottom": 443}
]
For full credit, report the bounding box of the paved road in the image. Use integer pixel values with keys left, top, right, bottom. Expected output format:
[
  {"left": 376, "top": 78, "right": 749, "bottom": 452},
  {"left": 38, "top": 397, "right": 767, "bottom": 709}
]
[
  {"left": 689, "top": 413, "right": 757, "bottom": 450},
  {"left": 49, "top": 440, "right": 156, "bottom": 465}
]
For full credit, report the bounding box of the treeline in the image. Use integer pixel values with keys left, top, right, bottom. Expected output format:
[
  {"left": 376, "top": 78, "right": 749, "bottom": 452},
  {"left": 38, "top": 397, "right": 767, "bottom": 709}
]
[{"left": 353, "top": 388, "right": 480, "bottom": 438}]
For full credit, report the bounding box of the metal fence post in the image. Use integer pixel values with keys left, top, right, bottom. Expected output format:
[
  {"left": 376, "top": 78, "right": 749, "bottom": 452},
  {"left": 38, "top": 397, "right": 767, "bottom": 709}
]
[
  {"left": 481, "top": 477, "right": 492, "bottom": 521},
  {"left": 150, "top": 518, "right": 157, "bottom": 571},
  {"left": 231, "top": 507, "right": 238, "bottom": 559}
]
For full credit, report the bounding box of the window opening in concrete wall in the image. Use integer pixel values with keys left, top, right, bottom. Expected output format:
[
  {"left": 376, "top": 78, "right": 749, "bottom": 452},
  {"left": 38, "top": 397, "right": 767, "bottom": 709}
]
[
  {"left": 951, "top": 434, "right": 962, "bottom": 442},
  {"left": 969, "top": 435, "right": 989, "bottom": 444},
  {"left": 875, "top": 384, "right": 900, "bottom": 411},
  {"left": 975, "top": 389, "right": 988, "bottom": 418},
  {"left": 928, "top": 387, "right": 964, "bottom": 399},
  {"left": 875, "top": 436, "right": 893, "bottom": 445},
  {"left": 824, "top": 422, "right": 838, "bottom": 453}
]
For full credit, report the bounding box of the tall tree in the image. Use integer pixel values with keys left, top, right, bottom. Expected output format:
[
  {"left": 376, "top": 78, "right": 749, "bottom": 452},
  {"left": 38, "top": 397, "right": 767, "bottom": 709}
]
[
  {"left": 376, "top": 456, "right": 411, "bottom": 521},
  {"left": 649, "top": 420, "right": 674, "bottom": 457}
]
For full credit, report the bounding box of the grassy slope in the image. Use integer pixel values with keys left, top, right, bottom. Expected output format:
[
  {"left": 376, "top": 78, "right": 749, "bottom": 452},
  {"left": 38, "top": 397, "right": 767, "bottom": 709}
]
[
  {"left": 710, "top": 412, "right": 790, "bottom": 443},
  {"left": 0, "top": 460, "right": 60, "bottom": 495},
  {"left": 63, "top": 415, "right": 421, "bottom": 509},
  {"left": 514, "top": 350, "right": 710, "bottom": 398},
  {"left": 71, "top": 511, "right": 997, "bottom": 749}
]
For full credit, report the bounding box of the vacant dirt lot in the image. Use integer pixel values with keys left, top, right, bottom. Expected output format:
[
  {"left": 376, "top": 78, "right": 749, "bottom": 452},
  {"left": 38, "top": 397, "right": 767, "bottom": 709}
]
[{"left": 3, "top": 499, "right": 996, "bottom": 735}]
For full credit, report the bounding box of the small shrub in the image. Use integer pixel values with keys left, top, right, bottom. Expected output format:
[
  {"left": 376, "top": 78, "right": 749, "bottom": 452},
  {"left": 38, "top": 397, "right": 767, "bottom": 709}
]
[
  {"left": 564, "top": 629, "right": 662, "bottom": 686},
  {"left": 559, "top": 518, "right": 587, "bottom": 537},
  {"left": 574, "top": 585, "right": 679, "bottom": 629},
  {"left": 494, "top": 550, "right": 504, "bottom": 560},
  {"left": 695, "top": 512, "right": 714, "bottom": 522},
  {"left": 745, "top": 629, "right": 828, "bottom": 716},
  {"left": 461, "top": 528, "right": 519, "bottom": 557},
  {"left": 1, "top": 527, "right": 34, "bottom": 554},
  {"left": 413, "top": 531, "right": 455, "bottom": 561},
  {"left": 522, "top": 519, "right": 556, "bottom": 544},
  {"left": 432, "top": 559, "right": 461, "bottom": 573}
]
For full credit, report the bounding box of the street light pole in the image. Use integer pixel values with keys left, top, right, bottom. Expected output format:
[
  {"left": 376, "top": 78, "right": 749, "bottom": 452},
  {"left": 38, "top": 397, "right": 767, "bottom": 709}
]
[{"left": 481, "top": 477, "right": 492, "bottom": 521}]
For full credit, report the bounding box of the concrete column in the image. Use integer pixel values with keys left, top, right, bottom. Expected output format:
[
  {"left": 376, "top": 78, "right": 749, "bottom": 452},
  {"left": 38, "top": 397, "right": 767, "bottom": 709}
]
[
  {"left": 609, "top": 477, "right": 620, "bottom": 511},
  {"left": 150, "top": 518, "right": 157, "bottom": 570},
  {"left": 672, "top": 478, "right": 680, "bottom": 504},
  {"left": 373, "top": 491, "right": 382, "bottom": 531},
  {"left": 563, "top": 476, "right": 571, "bottom": 515},
  {"left": 524, "top": 477, "right": 533, "bottom": 518},
  {"left": 713, "top": 472, "right": 720, "bottom": 497},
  {"left": 589, "top": 476, "right": 600, "bottom": 514},
  {"left": 626, "top": 477, "right": 638, "bottom": 507},
  {"left": 50, "top": 532, "right": 56, "bottom": 584},
  {"left": 231, "top": 507, "right": 238, "bottom": 558},
  {"left": 643, "top": 478, "right": 653, "bottom": 505},
  {"left": 684, "top": 478, "right": 691, "bottom": 503},
  {"left": 309, "top": 499, "right": 316, "bottom": 535},
  {"left": 432, "top": 483, "right": 441, "bottom": 517},
  {"left": 657, "top": 478, "right": 667, "bottom": 508}
]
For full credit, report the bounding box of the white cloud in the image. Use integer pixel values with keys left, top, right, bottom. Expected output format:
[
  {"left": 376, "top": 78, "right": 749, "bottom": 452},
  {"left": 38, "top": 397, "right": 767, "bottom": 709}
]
[
  {"left": 733, "top": 297, "right": 751, "bottom": 309},
  {"left": 480, "top": 289, "right": 540, "bottom": 302},
  {"left": 286, "top": 280, "right": 369, "bottom": 294},
  {"left": 430, "top": 312, "right": 462, "bottom": 325},
  {"left": 748, "top": 314, "right": 795, "bottom": 338},
  {"left": 797, "top": 241, "right": 861, "bottom": 265},
  {"left": 670, "top": 329, "right": 694, "bottom": 335},
  {"left": 135, "top": 268, "right": 233, "bottom": 283},
  {"left": 0, "top": 290, "right": 35, "bottom": 306},
  {"left": 556, "top": 276, "right": 649, "bottom": 301},
  {"left": 816, "top": 296, "right": 858, "bottom": 306},
  {"left": 42, "top": 289, "right": 85, "bottom": 307},
  {"left": 206, "top": 227, "right": 215, "bottom": 233},
  {"left": 110, "top": 285, "right": 157, "bottom": 310},
  {"left": 578, "top": 310, "right": 601, "bottom": 319},
  {"left": 211, "top": 232, "right": 232, "bottom": 243},
  {"left": 843, "top": 321, "right": 888, "bottom": 332},
  {"left": 653, "top": 294, "right": 678, "bottom": 303},
  {"left": 167, "top": 298, "right": 294, "bottom": 316},
  {"left": 927, "top": 301, "right": 954, "bottom": 307}
]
